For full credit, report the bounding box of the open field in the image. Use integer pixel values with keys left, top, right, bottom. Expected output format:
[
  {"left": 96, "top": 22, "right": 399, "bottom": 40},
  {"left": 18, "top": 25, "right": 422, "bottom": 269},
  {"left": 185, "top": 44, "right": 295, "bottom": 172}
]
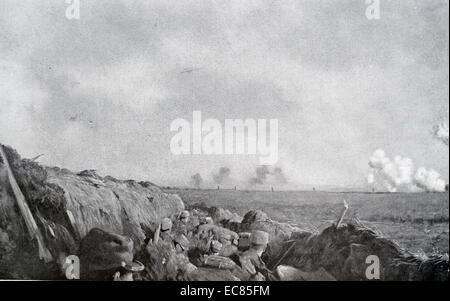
[{"left": 166, "top": 189, "right": 449, "bottom": 255}]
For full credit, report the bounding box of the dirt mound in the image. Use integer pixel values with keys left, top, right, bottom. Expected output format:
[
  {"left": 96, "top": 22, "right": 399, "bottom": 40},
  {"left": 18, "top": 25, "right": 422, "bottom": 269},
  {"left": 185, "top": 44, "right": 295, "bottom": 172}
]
[
  {"left": 278, "top": 222, "right": 449, "bottom": 281},
  {"left": 187, "top": 203, "right": 242, "bottom": 224},
  {"left": 0, "top": 144, "right": 184, "bottom": 279},
  {"left": 46, "top": 167, "right": 184, "bottom": 245}
]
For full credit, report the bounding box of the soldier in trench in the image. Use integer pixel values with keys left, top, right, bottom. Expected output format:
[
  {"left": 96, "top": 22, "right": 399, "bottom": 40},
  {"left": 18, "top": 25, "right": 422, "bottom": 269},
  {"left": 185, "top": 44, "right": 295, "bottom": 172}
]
[{"left": 237, "top": 230, "right": 277, "bottom": 281}]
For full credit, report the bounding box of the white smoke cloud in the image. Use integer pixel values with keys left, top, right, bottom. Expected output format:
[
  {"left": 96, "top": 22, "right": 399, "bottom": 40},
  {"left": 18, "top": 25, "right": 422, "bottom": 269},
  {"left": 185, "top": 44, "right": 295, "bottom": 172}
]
[
  {"left": 414, "top": 167, "right": 447, "bottom": 192},
  {"left": 367, "top": 172, "right": 375, "bottom": 184},
  {"left": 368, "top": 149, "right": 414, "bottom": 192},
  {"left": 368, "top": 149, "right": 447, "bottom": 192},
  {"left": 432, "top": 122, "right": 449, "bottom": 146}
]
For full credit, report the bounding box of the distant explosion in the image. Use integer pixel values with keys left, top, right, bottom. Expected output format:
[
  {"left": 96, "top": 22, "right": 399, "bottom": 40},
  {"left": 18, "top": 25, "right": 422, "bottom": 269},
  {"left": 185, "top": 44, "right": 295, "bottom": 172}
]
[
  {"left": 414, "top": 167, "right": 446, "bottom": 192},
  {"left": 249, "top": 165, "right": 287, "bottom": 186},
  {"left": 432, "top": 122, "right": 449, "bottom": 146},
  {"left": 213, "top": 167, "right": 231, "bottom": 185},
  {"left": 368, "top": 121, "right": 449, "bottom": 193},
  {"left": 190, "top": 173, "right": 203, "bottom": 188},
  {"left": 368, "top": 149, "right": 446, "bottom": 192},
  {"left": 368, "top": 149, "right": 414, "bottom": 192}
]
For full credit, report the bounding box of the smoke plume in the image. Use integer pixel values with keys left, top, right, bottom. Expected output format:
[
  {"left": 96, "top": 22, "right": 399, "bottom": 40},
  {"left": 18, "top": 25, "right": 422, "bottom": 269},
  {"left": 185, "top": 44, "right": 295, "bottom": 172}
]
[
  {"left": 432, "top": 122, "right": 449, "bottom": 146},
  {"left": 213, "top": 167, "right": 231, "bottom": 185},
  {"left": 368, "top": 149, "right": 446, "bottom": 192},
  {"left": 368, "top": 149, "right": 414, "bottom": 192},
  {"left": 414, "top": 167, "right": 447, "bottom": 192},
  {"left": 190, "top": 173, "right": 203, "bottom": 189},
  {"left": 249, "top": 166, "right": 287, "bottom": 186}
]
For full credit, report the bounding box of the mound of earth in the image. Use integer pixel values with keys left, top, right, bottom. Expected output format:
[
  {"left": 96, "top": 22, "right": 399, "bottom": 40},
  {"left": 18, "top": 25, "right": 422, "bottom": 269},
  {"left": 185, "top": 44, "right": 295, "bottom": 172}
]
[
  {"left": 0, "top": 144, "right": 183, "bottom": 279},
  {"left": 278, "top": 221, "right": 449, "bottom": 281}
]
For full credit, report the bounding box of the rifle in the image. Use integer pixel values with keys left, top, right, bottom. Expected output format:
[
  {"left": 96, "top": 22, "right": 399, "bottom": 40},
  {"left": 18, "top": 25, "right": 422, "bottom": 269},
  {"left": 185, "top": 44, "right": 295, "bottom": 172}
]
[
  {"left": 153, "top": 224, "right": 161, "bottom": 245},
  {"left": 270, "top": 240, "right": 297, "bottom": 270},
  {"left": 0, "top": 145, "right": 53, "bottom": 263}
]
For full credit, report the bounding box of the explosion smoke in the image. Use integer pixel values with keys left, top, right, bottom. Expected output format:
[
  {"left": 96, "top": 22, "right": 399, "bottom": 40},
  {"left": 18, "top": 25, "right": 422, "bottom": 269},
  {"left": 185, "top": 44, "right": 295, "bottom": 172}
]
[
  {"left": 249, "top": 165, "right": 287, "bottom": 186},
  {"left": 368, "top": 149, "right": 446, "bottom": 192},
  {"left": 368, "top": 149, "right": 414, "bottom": 192},
  {"left": 432, "top": 122, "right": 449, "bottom": 146},
  {"left": 414, "top": 167, "right": 447, "bottom": 192},
  {"left": 213, "top": 167, "right": 231, "bottom": 185},
  {"left": 190, "top": 173, "right": 203, "bottom": 189}
]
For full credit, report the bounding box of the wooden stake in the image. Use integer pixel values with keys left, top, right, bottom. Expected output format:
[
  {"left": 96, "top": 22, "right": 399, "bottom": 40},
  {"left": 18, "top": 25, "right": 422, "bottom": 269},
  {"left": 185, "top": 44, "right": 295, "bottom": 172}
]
[
  {"left": 0, "top": 145, "right": 53, "bottom": 263},
  {"left": 335, "top": 199, "right": 349, "bottom": 229}
]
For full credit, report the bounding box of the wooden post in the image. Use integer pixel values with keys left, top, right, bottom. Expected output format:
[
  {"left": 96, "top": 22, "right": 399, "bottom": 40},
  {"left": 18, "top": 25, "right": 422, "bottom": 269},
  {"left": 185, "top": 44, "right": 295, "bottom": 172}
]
[
  {"left": 0, "top": 145, "right": 53, "bottom": 263},
  {"left": 335, "top": 199, "right": 349, "bottom": 229}
]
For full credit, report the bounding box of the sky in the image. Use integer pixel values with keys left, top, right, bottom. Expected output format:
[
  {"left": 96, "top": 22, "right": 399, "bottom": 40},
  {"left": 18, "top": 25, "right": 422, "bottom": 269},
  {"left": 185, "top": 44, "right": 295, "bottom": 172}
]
[{"left": 0, "top": 0, "right": 448, "bottom": 190}]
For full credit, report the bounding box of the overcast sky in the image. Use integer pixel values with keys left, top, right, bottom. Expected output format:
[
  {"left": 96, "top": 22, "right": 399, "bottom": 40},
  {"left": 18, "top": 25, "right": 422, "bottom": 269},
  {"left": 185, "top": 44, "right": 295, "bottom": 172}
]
[{"left": 0, "top": 0, "right": 448, "bottom": 189}]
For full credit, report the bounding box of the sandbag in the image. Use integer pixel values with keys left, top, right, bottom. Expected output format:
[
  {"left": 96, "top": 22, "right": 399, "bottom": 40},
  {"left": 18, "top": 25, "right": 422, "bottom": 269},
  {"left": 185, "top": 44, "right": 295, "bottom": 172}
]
[
  {"left": 276, "top": 265, "right": 336, "bottom": 281},
  {"left": 203, "top": 255, "right": 237, "bottom": 270}
]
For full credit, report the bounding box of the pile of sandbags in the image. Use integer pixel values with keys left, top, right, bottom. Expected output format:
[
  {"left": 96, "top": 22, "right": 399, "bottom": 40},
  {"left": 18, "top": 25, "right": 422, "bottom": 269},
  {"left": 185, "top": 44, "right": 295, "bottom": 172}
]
[{"left": 209, "top": 206, "right": 242, "bottom": 224}]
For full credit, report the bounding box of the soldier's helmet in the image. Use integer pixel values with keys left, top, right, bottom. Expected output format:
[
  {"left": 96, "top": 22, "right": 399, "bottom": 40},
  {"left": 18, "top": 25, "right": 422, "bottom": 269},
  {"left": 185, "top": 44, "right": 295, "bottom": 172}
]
[
  {"left": 250, "top": 230, "right": 269, "bottom": 246},
  {"left": 199, "top": 216, "right": 214, "bottom": 225},
  {"left": 180, "top": 210, "right": 190, "bottom": 219},
  {"left": 238, "top": 232, "right": 252, "bottom": 249},
  {"left": 161, "top": 217, "right": 173, "bottom": 231}
]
